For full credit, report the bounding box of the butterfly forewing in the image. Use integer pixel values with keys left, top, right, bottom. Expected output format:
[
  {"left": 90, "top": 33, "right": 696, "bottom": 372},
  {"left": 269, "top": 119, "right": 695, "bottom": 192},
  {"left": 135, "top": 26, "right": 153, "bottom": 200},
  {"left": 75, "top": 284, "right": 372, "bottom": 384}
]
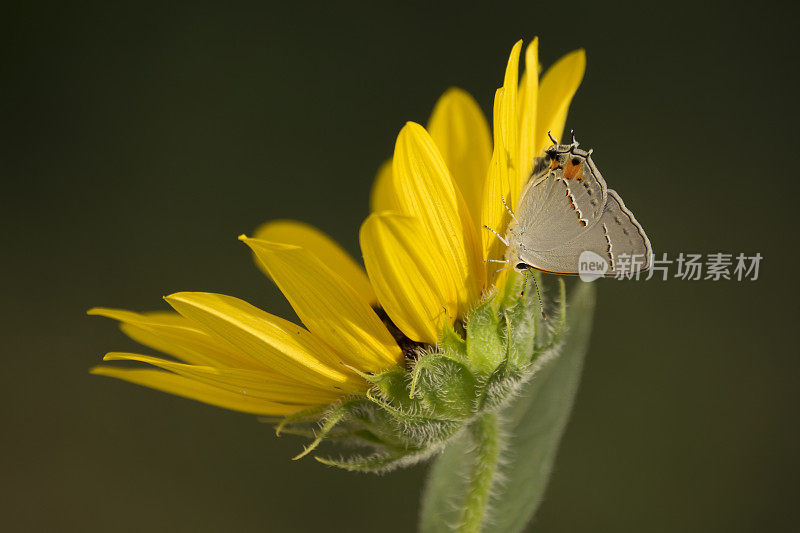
[{"left": 516, "top": 146, "right": 607, "bottom": 251}]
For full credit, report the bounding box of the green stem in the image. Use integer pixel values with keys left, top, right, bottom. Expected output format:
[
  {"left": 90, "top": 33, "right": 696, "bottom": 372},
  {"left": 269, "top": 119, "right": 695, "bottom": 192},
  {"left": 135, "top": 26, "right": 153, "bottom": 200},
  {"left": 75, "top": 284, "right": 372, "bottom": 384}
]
[{"left": 459, "top": 412, "right": 500, "bottom": 533}]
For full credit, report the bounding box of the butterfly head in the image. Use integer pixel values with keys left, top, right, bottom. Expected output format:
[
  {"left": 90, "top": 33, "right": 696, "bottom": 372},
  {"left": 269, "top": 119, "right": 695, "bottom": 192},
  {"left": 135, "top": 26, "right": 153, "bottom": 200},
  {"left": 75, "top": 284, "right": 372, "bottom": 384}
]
[{"left": 503, "top": 225, "right": 530, "bottom": 273}]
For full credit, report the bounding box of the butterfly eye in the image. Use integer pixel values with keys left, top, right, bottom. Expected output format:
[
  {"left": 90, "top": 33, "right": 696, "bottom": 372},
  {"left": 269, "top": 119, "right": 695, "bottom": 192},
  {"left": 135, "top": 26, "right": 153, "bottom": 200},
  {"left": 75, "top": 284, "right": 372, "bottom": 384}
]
[{"left": 515, "top": 262, "right": 528, "bottom": 270}]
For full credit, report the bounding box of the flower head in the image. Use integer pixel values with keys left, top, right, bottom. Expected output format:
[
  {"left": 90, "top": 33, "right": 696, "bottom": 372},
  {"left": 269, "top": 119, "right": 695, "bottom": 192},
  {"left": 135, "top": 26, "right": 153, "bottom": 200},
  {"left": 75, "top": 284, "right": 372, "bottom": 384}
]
[{"left": 91, "top": 39, "right": 585, "bottom": 467}]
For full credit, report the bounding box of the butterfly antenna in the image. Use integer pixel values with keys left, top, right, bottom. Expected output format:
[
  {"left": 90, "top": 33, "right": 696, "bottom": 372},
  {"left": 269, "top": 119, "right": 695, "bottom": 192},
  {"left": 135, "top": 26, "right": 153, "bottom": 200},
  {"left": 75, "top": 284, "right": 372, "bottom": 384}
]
[
  {"left": 570, "top": 130, "right": 578, "bottom": 146},
  {"left": 482, "top": 225, "right": 509, "bottom": 246},
  {"left": 500, "top": 195, "right": 518, "bottom": 223},
  {"left": 547, "top": 130, "right": 558, "bottom": 145}
]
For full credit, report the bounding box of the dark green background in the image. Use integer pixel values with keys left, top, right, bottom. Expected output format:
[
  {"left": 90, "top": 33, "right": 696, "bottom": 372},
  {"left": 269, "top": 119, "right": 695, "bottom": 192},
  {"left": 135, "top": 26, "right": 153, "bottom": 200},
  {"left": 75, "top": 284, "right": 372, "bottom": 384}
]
[{"left": 3, "top": 1, "right": 798, "bottom": 531}]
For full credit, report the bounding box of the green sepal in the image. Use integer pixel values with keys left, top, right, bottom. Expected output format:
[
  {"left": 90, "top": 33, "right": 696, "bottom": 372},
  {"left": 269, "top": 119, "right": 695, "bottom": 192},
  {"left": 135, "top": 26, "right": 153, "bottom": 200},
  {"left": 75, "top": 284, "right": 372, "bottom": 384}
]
[
  {"left": 364, "top": 388, "right": 462, "bottom": 447},
  {"left": 338, "top": 399, "right": 409, "bottom": 450},
  {"left": 277, "top": 425, "right": 387, "bottom": 450},
  {"left": 368, "top": 366, "right": 416, "bottom": 411},
  {"left": 315, "top": 452, "right": 405, "bottom": 472},
  {"left": 292, "top": 399, "right": 358, "bottom": 460},
  {"left": 275, "top": 403, "right": 334, "bottom": 436},
  {"left": 465, "top": 296, "right": 506, "bottom": 375},
  {"left": 503, "top": 278, "right": 542, "bottom": 368},
  {"left": 495, "top": 271, "right": 523, "bottom": 310},
  {"left": 440, "top": 322, "right": 468, "bottom": 365},
  {"left": 410, "top": 353, "right": 478, "bottom": 419},
  {"left": 477, "top": 359, "right": 527, "bottom": 412},
  {"left": 315, "top": 447, "right": 437, "bottom": 473}
]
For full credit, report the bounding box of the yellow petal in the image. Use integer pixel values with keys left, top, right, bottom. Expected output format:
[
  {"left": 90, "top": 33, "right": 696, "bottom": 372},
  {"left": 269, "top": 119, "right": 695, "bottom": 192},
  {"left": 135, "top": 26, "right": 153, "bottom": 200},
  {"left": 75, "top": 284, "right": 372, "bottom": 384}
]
[
  {"left": 88, "top": 308, "right": 262, "bottom": 369},
  {"left": 91, "top": 366, "right": 309, "bottom": 416},
  {"left": 481, "top": 41, "right": 524, "bottom": 285},
  {"left": 535, "top": 49, "right": 586, "bottom": 154},
  {"left": 518, "top": 37, "right": 539, "bottom": 182},
  {"left": 391, "top": 122, "right": 485, "bottom": 315},
  {"left": 427, "top": 87, "right": 492, "bottom": 227},
  {"left": 481, "top": 88, "right": 515, "bottom": 281},
  {"left": 499, "top": 40, "right": 523, "bottom": 207},
  {"left": 370, "top": 159, "right": 399, "bottom": 212},
  {"left": 241, "top": 238, "right": 402, "bottom": 371},
  {"left": 253, "top": 219, "right": 376, "bottom": 304},
  {"left": 360, "top": 212, "right": 452, "bottom": 344},
  {"left": 164, "top": 292, "right": 361, "bottom": 389},
  {"left": 102, "top": 352, "right": 348, "bottom": 404}
]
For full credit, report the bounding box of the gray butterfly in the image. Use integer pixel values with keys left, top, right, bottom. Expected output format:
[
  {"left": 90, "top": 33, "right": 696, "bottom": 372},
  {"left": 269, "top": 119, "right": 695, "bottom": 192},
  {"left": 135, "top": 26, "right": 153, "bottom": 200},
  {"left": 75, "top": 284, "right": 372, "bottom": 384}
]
[{"left": 488, "top": 134, "right": 652, "bottom": 277}]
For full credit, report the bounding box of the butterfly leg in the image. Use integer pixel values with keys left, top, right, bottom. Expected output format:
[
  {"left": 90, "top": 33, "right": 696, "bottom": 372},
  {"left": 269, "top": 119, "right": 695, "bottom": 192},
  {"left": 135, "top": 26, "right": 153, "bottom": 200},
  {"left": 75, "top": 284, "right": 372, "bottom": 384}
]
[
  {"left": 520, "top": 269, "right": 547, "bottom": 320},
  {"left": 484, "top": 257, "right": 511, "bottom": 276}
]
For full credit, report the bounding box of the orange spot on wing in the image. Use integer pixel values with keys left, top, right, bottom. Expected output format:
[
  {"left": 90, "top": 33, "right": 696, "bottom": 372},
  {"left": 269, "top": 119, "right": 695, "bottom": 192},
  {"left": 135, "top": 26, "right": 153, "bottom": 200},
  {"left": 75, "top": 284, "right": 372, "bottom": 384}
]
[{"left": 564, "top": 160, "right": 583, "bottom": 180}]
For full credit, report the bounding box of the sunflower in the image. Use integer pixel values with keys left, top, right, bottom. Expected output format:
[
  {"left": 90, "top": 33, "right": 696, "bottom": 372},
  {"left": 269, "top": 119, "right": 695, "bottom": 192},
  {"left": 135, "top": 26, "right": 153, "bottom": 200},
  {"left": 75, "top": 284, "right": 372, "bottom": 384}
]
[{"left": 90, "top": 38, "right": 584, "bottom": 420}]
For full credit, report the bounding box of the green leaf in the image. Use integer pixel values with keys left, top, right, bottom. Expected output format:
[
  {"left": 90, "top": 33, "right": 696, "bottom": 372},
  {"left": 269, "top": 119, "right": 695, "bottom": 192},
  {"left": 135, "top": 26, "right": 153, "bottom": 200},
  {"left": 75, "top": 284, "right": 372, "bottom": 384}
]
[
  {"left": 419, "top": 281, "right": 596, "bottom": 533},
  {"left": 418, "top": 426, "right": 472, "bottom": 533}
]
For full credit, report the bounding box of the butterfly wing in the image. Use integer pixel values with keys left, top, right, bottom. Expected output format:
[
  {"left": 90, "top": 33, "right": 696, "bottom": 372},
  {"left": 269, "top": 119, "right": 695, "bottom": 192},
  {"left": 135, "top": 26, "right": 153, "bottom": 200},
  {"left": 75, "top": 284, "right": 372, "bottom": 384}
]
[
  {"left": 518, "top": 189, "right": 652, "bottom": 275},
  {"left": 516, "top": 147, "right": 608, "bottom": 252}
]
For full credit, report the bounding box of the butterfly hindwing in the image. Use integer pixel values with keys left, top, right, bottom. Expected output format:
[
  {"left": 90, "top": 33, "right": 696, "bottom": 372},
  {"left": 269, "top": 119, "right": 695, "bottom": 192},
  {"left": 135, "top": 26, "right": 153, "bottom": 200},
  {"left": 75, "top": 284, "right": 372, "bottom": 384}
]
[{"left": 518, "top": 189, "right": 652, "bottom": 275}]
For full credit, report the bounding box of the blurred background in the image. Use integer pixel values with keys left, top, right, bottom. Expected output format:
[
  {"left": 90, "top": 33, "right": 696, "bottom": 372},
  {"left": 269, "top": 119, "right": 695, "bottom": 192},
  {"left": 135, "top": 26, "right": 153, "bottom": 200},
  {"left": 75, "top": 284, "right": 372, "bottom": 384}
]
[{"left": 3, "top": 1, "right": 798, "bottom": 531}]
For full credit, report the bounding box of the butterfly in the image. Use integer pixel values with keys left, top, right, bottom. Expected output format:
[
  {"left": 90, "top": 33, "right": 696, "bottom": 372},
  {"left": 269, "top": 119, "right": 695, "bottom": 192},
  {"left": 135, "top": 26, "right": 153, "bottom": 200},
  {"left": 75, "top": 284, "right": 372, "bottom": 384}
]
[{"left": 486, "top": 133, "right": 652, "bottom": 278}]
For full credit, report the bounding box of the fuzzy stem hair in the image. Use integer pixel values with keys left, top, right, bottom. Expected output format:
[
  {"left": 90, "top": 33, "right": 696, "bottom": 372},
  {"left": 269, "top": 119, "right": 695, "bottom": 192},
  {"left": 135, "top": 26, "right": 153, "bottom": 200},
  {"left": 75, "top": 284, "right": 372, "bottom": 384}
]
[{"left": 459, "top": 412, "right": 501, "bottom": 532}]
